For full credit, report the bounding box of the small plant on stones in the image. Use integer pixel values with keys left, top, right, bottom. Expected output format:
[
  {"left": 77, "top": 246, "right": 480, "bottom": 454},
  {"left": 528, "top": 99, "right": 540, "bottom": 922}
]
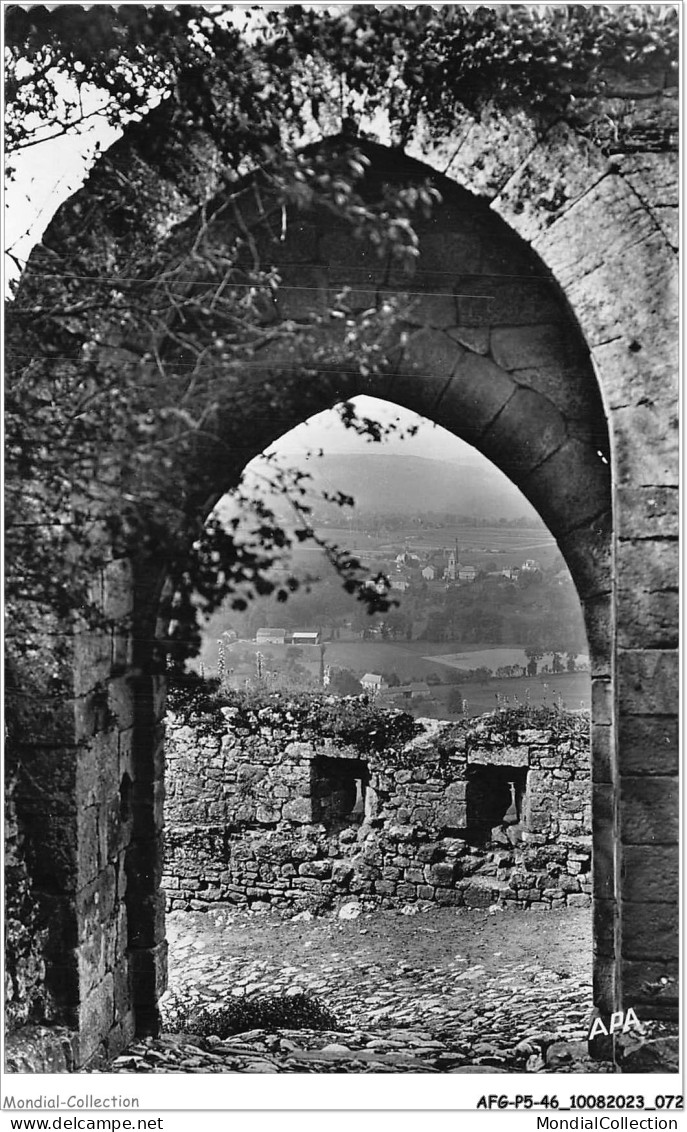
[{"left": 173, "top": 992, "right": 340, "bottom": 1039}]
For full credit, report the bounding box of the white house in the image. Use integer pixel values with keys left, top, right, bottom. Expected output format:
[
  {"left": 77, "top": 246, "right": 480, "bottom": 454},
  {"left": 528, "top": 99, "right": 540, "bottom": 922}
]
[
  {"left": 421, "top": 565, "right": 436, "bottom": 581},
  {"left": 395, "top": 548, "right": 421, "bottom": 569},
  {"left": 361, "top": 673, "right": 387, "bottom": 695}
]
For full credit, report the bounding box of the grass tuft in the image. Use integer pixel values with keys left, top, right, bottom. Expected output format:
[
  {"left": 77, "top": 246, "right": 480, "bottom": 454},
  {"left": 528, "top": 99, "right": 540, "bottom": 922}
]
[{"left": 171, "top": 991, "right": 340, "bottom": 1038}]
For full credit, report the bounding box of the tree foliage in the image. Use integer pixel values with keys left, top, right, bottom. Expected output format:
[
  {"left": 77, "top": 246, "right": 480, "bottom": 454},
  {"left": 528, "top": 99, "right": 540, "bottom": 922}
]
[
  {"left": 5, "top": 4, "right": 678, "bottom": 672},
  {"left": 5, "top": 134, "right": 427, "bottom": 666},
  {"left": 6, "top": 4, "right": 677, "bottom": 162}
]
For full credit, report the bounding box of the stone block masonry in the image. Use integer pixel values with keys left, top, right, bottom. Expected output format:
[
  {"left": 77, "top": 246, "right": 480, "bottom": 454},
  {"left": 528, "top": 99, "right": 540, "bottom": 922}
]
[{"left": 163, "top": 696, "right": 591, "bottom": 915}]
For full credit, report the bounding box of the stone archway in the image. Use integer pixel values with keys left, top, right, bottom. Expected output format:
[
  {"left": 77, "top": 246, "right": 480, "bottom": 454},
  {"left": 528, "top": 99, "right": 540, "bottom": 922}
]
[
  {"left": 6, "top": 93, "right": 677, "bottom": 1068},
  {"left": 109, "top": 147, "right": 625, "bottom": 1049}
]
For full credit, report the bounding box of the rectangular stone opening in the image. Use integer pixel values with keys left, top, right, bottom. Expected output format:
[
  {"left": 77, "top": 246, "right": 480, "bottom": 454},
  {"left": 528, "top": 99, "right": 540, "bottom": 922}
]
[
  {"left": 465, "top": 764, "right": 527, "bottom": 845},
  {"left": 311, "top": 756, "right": 369, "bottom": 830}
]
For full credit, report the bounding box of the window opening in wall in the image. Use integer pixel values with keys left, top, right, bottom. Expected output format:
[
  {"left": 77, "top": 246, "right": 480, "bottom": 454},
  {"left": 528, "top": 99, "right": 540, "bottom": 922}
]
[
  {"left": 465, "top": 764, "right": 527, "bottom": 846},
  {"left": 311, "top": 756, "right": 369, "bottom": 830}
]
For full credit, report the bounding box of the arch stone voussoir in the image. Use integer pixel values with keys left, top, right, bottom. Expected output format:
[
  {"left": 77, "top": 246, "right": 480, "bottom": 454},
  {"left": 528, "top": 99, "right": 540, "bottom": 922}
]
[
  {"left": 402, "top": 326, "right": 465, "bottom": 387},
  {"left": 518, "top": 439, "right": 610, "bottom": 539},
  {"left": 557, "top": 515, "right": 613, "bottom": 605},
  {"left": 408, "top": 109, "right": 541, "bottom": 202},
  {"left": 432, "top": 353, "right": 517, "bottom": 444},
  {"left": 532, "top": 176, "right": 677, "bottom": 355},
  {"left": 584, "top": 597, "right": 613, "bottom": 684},
  {"left": 478, "top": 386, "right": 568, "bottom": 479},
  {"left": 492, "top": 120, "right": 612, "bottom": 243}
]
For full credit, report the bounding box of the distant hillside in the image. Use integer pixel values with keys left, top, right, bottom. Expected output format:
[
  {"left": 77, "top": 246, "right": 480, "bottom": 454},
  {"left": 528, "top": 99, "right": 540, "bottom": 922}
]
[{"left": 215, "top": 452, "right": 542, "bottom": 527}]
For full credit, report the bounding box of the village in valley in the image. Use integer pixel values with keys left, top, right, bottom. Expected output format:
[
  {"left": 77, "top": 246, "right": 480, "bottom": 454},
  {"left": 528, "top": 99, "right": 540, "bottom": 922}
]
[{"left": 204, "top": 515, "right": 590, "bottom": 719}]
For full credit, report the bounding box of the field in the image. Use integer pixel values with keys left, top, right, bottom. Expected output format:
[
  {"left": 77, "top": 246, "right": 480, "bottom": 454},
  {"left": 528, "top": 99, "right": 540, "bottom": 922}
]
[
  {"left": 198, "top": 637, "right": 508, "bottom": 683},
  {"left": 192, "top": 636, "right": 591, "bottom": 718},
  {"left": 304, "top": 639, "right": 487, "bottom": 682},
  {"left": 418, "top": 672, "right": 590, "bottom": 718},
  {"left": 200, "top": 637, "right": 587, "bottom": 679}
]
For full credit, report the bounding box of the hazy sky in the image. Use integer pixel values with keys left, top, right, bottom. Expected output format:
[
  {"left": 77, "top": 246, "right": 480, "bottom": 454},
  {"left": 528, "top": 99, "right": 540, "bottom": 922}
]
[
  {"left": 266, "top": 395, "right": 485, "bottom": 464},
  {"left": 5, "top": 85, "right": 121, "bottom": 289}
]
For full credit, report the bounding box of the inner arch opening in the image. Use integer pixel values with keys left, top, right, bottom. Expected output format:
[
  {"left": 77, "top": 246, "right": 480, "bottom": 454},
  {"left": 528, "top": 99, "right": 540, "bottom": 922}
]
[
  {"left": 195, "top": 395, "right": 591, "bottom": 716},
  {"left": 159, "top": 396, "right": 594, "bottom": 1067}
]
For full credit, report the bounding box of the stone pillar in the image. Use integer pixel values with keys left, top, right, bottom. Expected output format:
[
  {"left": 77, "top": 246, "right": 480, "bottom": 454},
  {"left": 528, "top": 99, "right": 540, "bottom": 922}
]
[
  {"left": 501, "top": 142, "right": 679, "bottom": 1023},
  {"left": 71, "top": 556, "right": 139, "bottom": 1064},
  {"left": 614, "top": 415, "right": 678, "bottom": 1022},
  {"left": 6, "top": 552, "right": 140, "bottom": 1066},
  {"left": 125, "top": 677, "right": 168, "bottom": 1037},
  {"left": 126, "top": 563, "right": 170, "bottom": 1038}
]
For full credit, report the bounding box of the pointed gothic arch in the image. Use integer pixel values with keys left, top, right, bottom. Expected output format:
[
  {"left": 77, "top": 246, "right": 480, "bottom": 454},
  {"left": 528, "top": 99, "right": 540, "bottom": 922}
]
[{"left": 6, "top": 98, "right": 677, "bottom": 1067}]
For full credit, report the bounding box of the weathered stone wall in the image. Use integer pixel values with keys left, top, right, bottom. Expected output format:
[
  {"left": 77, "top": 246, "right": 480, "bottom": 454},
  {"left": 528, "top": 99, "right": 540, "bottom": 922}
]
[
  {"left": 4, "top": 775, "right": 51, "bottom": 1032},
  {"left": 163, "top": 704, "right": 591, "bottom": 915},
  {"left": 5, "top": 557, "right": 143, "bottom": 1069}
]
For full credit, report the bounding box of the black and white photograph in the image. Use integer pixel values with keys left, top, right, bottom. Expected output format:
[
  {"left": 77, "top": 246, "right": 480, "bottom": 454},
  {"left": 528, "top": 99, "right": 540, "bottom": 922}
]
[{"left": 3, "top": 0, "right": 680, "bottom": 1119}]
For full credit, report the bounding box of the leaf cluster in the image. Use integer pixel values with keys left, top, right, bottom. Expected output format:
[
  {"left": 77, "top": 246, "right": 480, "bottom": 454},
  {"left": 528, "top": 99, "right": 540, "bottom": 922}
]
[
  {"left": 271, "top": 4, "right": 677, "bottom": 144},
  {"left": 6, "top": 5, "right": 677, "bottom": 167},
  {"left": 5, "top": 137, "right": 420, "bottom": 669}
]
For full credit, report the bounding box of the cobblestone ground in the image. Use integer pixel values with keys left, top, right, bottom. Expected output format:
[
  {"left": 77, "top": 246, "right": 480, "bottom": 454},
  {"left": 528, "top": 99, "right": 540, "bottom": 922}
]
[{"left": 106, "top": 904, "right": 615, "bottom": 1074}]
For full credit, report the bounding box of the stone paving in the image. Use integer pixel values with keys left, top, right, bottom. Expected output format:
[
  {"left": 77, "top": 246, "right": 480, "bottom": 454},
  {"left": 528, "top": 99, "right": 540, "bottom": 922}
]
[{"left": 100, "top": 904, "right": 620, "bottom": 1074}]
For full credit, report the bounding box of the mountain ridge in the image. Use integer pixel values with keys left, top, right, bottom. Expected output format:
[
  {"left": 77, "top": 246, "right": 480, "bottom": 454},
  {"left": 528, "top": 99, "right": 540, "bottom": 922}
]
[{"left": 218, "top": 451, "right": 542, "bottom": 526}]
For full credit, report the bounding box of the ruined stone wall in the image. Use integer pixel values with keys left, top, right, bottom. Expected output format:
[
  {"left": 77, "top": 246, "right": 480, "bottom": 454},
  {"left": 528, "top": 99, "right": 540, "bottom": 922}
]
[{"left": 164, "top": 703, "right": 591, "bottom": 915}]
